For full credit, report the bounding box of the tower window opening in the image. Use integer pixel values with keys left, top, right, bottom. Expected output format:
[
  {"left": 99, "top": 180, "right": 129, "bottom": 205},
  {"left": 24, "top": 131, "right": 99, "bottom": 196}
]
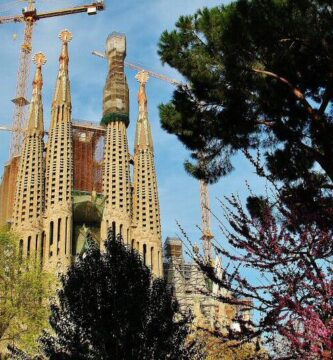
[
  {"left": 151, "top": 247, "right": 154, "bottom": 270},
  {"left": 65, "top": 217, "right": 68, "bottom": 255},
  {"left": 27, "top": 236, "right": 31, "bottom": 257},
  {"left": 112, "top": 221, "right": 116, "bottom": 241},
  {"left": 50, "top": 221, "right": 54, "bottom": 246},
  {"left": 143, "top": 244, "right": 147, "bottom": 266},
  {"left": 41, "top": 232, "right": 45, "bottom": 266},
  {"left": 19, "top": 239, "right": 23, "bottom": 262},
  {"left": 35, "top": 234, "right": 38, "bottom": 258}
]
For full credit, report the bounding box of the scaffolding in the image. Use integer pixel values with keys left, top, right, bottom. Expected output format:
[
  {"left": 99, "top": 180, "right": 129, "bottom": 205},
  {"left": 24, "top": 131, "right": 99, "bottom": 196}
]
[{"left": 72, "top": 120, "right": 105, "bottom": 194}]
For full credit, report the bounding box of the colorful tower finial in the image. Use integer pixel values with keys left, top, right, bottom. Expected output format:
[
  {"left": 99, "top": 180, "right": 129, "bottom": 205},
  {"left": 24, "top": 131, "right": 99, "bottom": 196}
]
[
  {"left": 33, "top": 51, "right": 47, "bottom": 67},
  {"left": 59, "top": 29, "right": 73, "bottom": 43}
]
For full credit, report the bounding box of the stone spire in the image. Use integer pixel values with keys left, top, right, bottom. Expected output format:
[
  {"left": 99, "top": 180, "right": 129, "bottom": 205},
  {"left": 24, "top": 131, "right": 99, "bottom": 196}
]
[
  {"left": 44, "top": 30, "right": 74, "bottom": 271},
  {"left": 101, "top": 33, "right": 132, "bottom": 243},
  {"left": 12, "top": 52, "right": 46, "bottom": 259},
  {"left": 132, "top": 71, "right": 163, "bottom": 276}
]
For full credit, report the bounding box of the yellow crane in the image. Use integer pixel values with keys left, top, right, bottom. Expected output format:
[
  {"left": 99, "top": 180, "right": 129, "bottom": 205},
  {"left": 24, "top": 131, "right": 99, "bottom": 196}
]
[
  {"left": 0, "top": 0, "right": 105, "bottom": 158},
  {"left": 93, "top": 50, "right": 214, "bottom": 262}
]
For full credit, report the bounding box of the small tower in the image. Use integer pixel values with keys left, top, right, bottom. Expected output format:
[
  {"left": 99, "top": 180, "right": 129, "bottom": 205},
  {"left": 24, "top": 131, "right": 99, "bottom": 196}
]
[
  {"left": 44, "top": 30, "right": 74, "bottom": 271},
  {"left": 132, "top": 71, "right": 163, "bottom": 276},
  {"left": 12, "top": 52, "right": 46, "bottom": 259},
  {"left": 100, "top": 33, "right": 132, "bottom": 243}
]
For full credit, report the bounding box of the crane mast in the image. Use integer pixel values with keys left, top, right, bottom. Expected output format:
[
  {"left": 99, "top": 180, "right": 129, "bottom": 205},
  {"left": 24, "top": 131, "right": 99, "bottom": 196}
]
[
  {"left": 0, "top": 0, "right": 105, "bottom": 158},
  {"left": 200, "top": 180, "right": 214, "bottom": 263},
  {"left": 10, "top": 1, "right": 34, "bottom": 158}
]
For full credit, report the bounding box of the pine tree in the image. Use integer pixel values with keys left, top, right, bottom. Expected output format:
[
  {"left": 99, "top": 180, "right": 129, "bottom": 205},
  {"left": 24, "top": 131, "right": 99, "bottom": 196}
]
[
  {"left": 158, "top": 0, "right": 333, "bottom": 227},
  {"left": 37, "top": 232, "right": 197, "bottom": 360}
]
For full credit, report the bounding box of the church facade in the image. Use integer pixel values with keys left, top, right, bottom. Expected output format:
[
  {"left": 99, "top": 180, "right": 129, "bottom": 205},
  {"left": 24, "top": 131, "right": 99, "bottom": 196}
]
[{"left": 1, "top": 30, "right": 163, "bottom": 276}]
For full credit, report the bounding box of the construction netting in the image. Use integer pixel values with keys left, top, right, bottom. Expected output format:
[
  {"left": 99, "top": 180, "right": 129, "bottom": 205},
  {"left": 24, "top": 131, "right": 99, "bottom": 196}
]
[{"left": 72, "top": 120, "right": 104, "bottom": 194}]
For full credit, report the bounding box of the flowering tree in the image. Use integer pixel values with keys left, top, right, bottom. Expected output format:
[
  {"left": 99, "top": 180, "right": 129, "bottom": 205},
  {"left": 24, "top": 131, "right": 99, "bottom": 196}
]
[{"left": 187, "top": 156, "right": 333, "bottom": 358}]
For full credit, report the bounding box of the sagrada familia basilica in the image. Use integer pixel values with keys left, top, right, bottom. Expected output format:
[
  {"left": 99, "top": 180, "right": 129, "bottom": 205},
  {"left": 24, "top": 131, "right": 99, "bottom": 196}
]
[
  {"left": 0, "top": 30, "right": 162, "bottom": 276},
  {"left": 0, "top": 29, "right": 244, "bottom": 330}
]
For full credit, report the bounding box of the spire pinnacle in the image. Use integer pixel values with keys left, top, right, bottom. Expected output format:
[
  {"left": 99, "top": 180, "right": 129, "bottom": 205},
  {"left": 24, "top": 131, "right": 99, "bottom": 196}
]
[{"left": 27, "top": 52, "right": 46, "bottom": 133}]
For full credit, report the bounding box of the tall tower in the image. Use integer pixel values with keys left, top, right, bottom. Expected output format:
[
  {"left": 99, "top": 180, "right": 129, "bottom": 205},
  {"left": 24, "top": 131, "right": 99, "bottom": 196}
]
[
  {"left": 132, "top": 71, "right": 163, "bottom": 276},
  {"left": 44, "top": 30, "right": 74, "bottom": 271},
  {"left": 12, "top": 52, "right": 46, "bottom": 259},
  {"left": 101, "top": 33, "right": 131, "bottom": 243}
]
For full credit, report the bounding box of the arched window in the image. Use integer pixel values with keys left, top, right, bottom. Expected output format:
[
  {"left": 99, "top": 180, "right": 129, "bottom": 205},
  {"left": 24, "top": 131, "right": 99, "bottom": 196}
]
[{"left": 131, "top": 239, "right": 135, "bottom": 249}]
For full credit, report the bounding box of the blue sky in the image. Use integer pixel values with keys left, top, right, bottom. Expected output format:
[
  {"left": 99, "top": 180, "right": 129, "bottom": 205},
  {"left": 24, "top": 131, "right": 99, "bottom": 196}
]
[{"left": 0, "top": 0, "right": 266, "bottom": 255}]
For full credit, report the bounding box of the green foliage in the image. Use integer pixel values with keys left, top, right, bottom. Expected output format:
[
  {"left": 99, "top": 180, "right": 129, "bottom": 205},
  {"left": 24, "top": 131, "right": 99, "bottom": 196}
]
[
  {"left": 37, "top": 233, "right": 198, "bottom": 360},
  {"left": 158, "top": 0, "right": 333, "bottom": 223},
  {"left": 0, "top": 229, "right": 52, "bottom": 357}
]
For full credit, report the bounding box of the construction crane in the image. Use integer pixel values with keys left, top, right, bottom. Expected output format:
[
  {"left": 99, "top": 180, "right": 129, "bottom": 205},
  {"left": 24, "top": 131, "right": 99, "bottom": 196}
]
[
  {"left": 92, "top": 50, "right": 183, "bottom": 86},
  {"left": 93, "top": 50, "right": 214, "bottom": 262},
  {"left": 0, "top": 125, "right": 13, "bottom": 132},
  {"left": 200, "top": 180, "right": 214, "bottom": 262},
  {"left": 0, "top": 0, "right": 105, "bottom": 159}
]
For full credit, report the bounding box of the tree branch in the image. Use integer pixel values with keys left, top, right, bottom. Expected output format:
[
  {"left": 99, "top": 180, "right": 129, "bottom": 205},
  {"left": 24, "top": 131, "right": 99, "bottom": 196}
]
[{"left": 252, "top": 68, "right": 320, "bottom": 121}]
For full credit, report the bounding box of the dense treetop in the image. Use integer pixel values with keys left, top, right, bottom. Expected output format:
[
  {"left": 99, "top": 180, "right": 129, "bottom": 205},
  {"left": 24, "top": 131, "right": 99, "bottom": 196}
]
[
  {"left": 158, "top": 0, "right": 333, "bottom": 222},
  {"left": 33, "top": 234, "right": 197, "bottom": 360}
]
